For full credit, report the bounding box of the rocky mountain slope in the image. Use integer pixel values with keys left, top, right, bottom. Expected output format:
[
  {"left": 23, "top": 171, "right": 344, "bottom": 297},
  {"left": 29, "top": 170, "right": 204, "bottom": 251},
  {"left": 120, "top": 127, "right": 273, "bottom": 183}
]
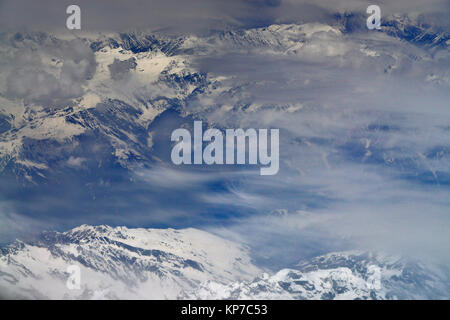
[
  {"left": 183, "top": 251, "right": 450, "bottom": 300},
  {"left": 0, "top": 225, "right": 260, "bottom": 299},
  {"left": 1, "top": 225, "right": 448, "bottom": 300},
  {"left": 0, "top": 17, "right": 447, "bottom": 185}
]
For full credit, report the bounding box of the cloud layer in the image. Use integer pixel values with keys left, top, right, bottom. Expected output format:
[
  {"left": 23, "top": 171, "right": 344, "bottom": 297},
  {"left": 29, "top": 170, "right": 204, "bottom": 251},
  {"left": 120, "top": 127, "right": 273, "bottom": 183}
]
[
  {"left": 0, "top": 2, "right": 449, "bottom": 269},
  {"left": 1, "top": 0, "right": 449, "bottom": 34}
]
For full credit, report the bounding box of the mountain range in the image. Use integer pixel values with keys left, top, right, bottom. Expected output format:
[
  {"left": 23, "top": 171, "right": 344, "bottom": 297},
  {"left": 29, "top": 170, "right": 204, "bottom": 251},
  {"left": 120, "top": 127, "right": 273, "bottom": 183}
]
[
  {"left": 1, "top": 225, "right": 448, "bottom": 299},
  {"left": 1, "top": 16, "right": 448, "bottom": 186},
  {"left": 0, "top": 12, "right": 448, "bottom": 300}
]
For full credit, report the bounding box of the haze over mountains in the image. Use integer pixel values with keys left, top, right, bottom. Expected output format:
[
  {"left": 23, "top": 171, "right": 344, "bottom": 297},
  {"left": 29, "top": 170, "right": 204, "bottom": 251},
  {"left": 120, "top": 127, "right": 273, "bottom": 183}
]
[{"left": 0, "top": 3, "right": 449, "bottom": 300}]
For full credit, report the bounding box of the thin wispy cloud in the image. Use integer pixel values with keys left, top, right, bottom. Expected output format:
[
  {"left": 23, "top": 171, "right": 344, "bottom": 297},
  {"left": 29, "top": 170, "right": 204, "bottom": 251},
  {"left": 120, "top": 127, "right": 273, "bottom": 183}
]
[{"left": 0, "top": 0, "right": 448, "bottom": 271}]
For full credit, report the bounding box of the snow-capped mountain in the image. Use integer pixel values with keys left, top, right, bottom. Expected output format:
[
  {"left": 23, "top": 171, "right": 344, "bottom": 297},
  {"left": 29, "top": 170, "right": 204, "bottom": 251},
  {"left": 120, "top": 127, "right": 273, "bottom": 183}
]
[
  {"left": 0, "top": 225, "right": 260, "bottom": 299},
  {"left": 183, "top": 251, "right": 450, "bottom": 300},
  {"left": 1, "top": 226, "right": 448, "bottom": 300},
  {"left": 0, "top": 17, "right": 447, "bottom": 185},
  {"left": 0, "top": 31, "right": 207, "bottom": 183},
  {"left": 0, "top": 15, "right": 448, "bottom": 300}
]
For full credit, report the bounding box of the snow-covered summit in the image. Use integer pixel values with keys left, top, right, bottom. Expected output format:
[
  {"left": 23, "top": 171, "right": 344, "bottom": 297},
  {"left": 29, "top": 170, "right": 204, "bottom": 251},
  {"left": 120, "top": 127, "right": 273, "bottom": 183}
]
[
  {"left": 1, "top": 225, "right": 448, "bottom": 300},
  {"left": 183, "top": 251, "right": 450, "bottom": 300},
  {"left": 0, "top": 225, "right": 260, "bottom": 299}
]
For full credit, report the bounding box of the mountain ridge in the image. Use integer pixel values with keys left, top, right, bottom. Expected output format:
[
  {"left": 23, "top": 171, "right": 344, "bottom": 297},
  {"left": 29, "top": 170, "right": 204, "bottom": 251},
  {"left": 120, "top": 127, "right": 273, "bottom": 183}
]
[
  {"left": 0, "top": 224, "right": 261, "bottom": 299},
  {"left": 1, "top": 225, "right": 448, "bottom": 300}
]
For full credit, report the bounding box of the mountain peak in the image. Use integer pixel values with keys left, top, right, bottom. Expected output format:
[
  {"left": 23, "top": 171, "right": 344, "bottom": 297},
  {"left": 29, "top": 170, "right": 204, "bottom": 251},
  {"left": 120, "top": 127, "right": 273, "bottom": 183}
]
[
  {"left": 184, "top": 250, "right": 450, "bottom": 300},
  {"left": 1, "top": 224, "right": 449, "bottom": 299},
  {"left": 0, "top": 224, "right": 260, "bottom": 299}
]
